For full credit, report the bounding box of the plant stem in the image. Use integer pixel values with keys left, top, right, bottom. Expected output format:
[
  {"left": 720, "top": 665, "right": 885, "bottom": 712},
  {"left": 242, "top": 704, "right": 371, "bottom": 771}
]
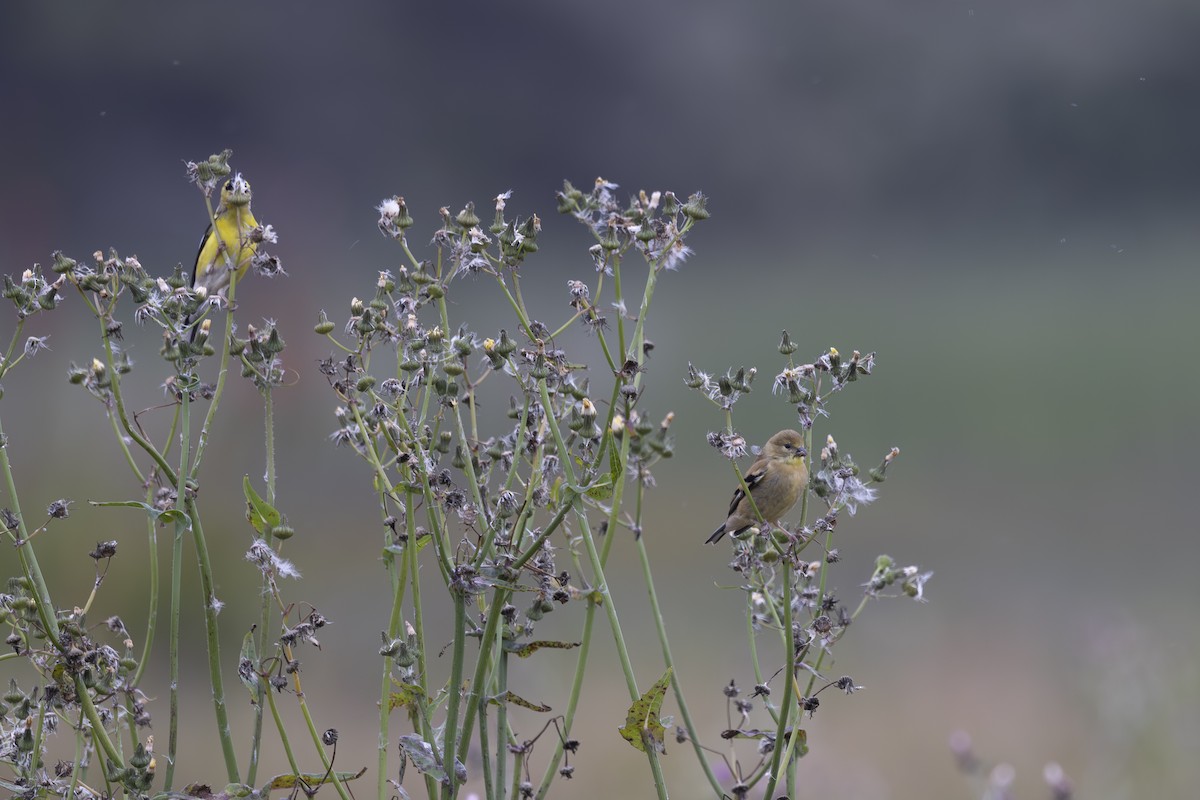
[
  {"left": 263, "top": 677, "right": 302, "bottom": 775},
  {"left": 130, "top": 486, "right": 158, "bottom": 689},
  {"left": 762, "top": 562, "right": 796, "bottom": 800},
  {"left": 184, "top": 495, "right": 241, "bottom": 783},
  {"left": 248, "top": 383, "right": 279, "bottom": 787},
  {"left": 533, "top": 598, "right": 595, "bottom": 799},
  {"left": 535, "top": 380, "right": 668, "bottom": 799},
  {"left": 378, "top": 541, "right": 411, "bottom": 800},
  {"left": 164, "top": 375, "right": 196, "bottom": 791},
  {"left": 454, "top": 588, "right": 507, "bottom": 772},
  {"left": 164, "top": 516, "right": 184, "bottom": 791},
  {"left": 635, "top": 512, "right": 723, "bottom": 794},
  {"left": 494, "top": 647, "right": 509, "bottom": 799},
  {"left": 440, "top": 591, "right": 468, "bottom": 799}
]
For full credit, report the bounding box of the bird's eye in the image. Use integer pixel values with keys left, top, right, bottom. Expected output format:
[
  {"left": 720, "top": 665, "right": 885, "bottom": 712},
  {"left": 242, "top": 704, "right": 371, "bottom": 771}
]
[{"left": 224, "top": 181, "right": 233, "bottom": 191}]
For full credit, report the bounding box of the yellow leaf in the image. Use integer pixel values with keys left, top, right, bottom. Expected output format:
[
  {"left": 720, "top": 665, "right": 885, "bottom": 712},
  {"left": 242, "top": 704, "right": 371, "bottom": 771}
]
[{"left": 618, "top": 667, "right": 672, "bottom": 754}]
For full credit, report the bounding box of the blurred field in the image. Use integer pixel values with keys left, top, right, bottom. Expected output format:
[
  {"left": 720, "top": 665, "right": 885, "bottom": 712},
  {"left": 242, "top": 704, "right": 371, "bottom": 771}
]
[{"left": 3, "top": 2, "right": 1199, "bottom": 798}]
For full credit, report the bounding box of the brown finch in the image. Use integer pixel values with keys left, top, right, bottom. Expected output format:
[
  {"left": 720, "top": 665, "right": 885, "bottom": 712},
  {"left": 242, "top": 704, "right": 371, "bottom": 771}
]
[{"left": 706, "top": 429, "right": 808, "bottom": 544}]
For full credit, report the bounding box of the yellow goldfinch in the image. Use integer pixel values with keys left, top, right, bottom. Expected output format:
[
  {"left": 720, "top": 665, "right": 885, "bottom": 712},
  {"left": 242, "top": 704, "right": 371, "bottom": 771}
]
[
  {"left": 193, "top": 173, "right": 258, "bottom": 295},
  {"left": 706, "top": 429, "right": 808, "bottom": 544}
]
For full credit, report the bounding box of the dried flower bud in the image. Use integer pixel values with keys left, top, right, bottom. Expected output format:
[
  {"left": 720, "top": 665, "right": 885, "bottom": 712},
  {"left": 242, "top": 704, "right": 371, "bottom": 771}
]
[
  {"left": 455, "top": 202, "right": 480, "bottom": 229},
  {"left": 682, "top": 192, "right": 710, "bottom": 220},
  {"left": 314, "top": 310, "right": 335, "bottom": 335}
]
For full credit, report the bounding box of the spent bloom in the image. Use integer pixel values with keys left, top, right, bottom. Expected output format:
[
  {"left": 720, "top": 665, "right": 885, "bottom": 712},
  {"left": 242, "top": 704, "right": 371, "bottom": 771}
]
[{"left": 245, "top": 539, "right": 302, "bottom": 579}]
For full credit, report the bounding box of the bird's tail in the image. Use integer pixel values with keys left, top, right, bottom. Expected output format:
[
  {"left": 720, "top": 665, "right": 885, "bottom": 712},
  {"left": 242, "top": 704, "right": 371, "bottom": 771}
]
[{"left": 705, "top": 525, "right": 727, "bottom": 544}]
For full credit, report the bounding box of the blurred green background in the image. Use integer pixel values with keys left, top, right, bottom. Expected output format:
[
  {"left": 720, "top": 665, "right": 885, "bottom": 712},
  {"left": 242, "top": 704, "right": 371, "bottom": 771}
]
[{"left": 3, "top": 2, "right": 1199, "bottom": 797}]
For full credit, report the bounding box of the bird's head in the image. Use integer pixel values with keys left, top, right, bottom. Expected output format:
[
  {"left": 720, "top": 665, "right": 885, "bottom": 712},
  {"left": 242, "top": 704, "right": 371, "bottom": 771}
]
[
  {"left": 763, "top": 429, "right": 807, "bottom": 462},
  {"left": 220, "top": 173, "right": 253, "bottom": 207}
]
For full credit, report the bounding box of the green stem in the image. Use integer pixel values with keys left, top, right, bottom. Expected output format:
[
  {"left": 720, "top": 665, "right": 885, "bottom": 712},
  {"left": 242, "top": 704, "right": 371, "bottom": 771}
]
[
  {"left": 762, "top": 562, "right": 796, "bottom": 799},
  {"left": 184, "top": 495, "right": 241, "bottom": 783},
  {"left": 800, "top": 528, "right": 839, "bottom": 700},
  {"left": 354, "top": 399, "right": 453, "bottom": 580},
  {"left": 406, "top": 494, "right": 439, "bottom": 800},
  {"left": 0, "top": 318, "right": 26, "bottom": 379},
  {"left": 378, "top": 536, "right": 411, "bottom": 800},
  {"left": 611, "top": 254, "right": 627, "bottom": 357},
  {"left": 492, "top": 277, "right": 537, "bottom": 342},
  {"left": 0, "top": 420, "right": 62, "bottom": 650},
  {"left": 440, "top": 591, "right": 468, "bottom": 799},
  {"left": 75, "top": 675, "right": 123, "bottom": 767},
  {"left": 104, "top": 392, "right": 146, "bottom": 483},
  {"left": 263, "top": 386, "right": 277, "bottom": 506},
  {"left": 493, "top": 648, "right": 507, "bottom": 800},
  {"left": 164, "top": 371, "right": 196, "bottom": 791},
  {"left": 454, "top": 584, "right": 511, "bottom": 772},
  {"left": 68, "top": 708, "right": 84, "bottom": 799},
  {"left": 405, "top": 492, "right": 430, "bottom": 688},
  {"left": 130, "top": 485, "right": 158, "bottom": 689},
  {"left": 533, "top": 597, "right": 595, "bottom": 799},
  {"left": 248, "top": 384, "right": 278, "bottom": 787},
  {"left": 451, "top": 396, "right": 493, "bottom": 536},
  {"left": 624, "top": 222, "right": 689, "bottom": 363},
  {"left": 293, "top": 681, "right": 352, "bottom": 800},
  {"left": 264, "top": 677, "right": 302, "bottom": 775},
  {"left": 535, "top": 380, "right": 667, "bottom": 799},
  {"left": 29, "top": 684, "right": 49, "bottom": 784},
  {"left": 477, "top": 685, "right": 493, "bottom": 800},
  {"left": 191, "top": 270, "right": 238, "bottom": 474},
  {"left": 634, "top": 510, "right": 723, "bottom": 794},
  {"left": 745, "top": 600, "right": 781, "bottom": 724},
  {"left": 508, "top": 747, "right": 524, "bottom": 800},
  {"left": 247, "top": 598, "right": 269, "bottom": 787},
  {"left": 163, "top": 517, "right": 184, "bottom": 791},
  {"left": 509, "top": 500, "right": 572, "bottom": 572},
  {"left": 101, "top": 333, "right": 177, "bottom": 485}
]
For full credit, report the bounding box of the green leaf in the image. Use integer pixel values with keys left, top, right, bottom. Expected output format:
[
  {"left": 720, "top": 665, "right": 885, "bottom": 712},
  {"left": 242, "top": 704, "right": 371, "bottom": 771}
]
[
  {"left": 237, "top": 629, "right": 259, "bottom": 696},
  {"left": 259, "top": 767, "right": 366, "bottom": 793},
  {"left": 618, "top": 666, "right": 672, "bottom": 754},
  {"left": 243, "top": 474, "right": 280, "bottom": 534},
  {"left": 580, "top": 433, "right": 623, "bottom": 500},
  {"left": 481, "top": 577, "right": 533, "bottom": 593},
  {"left": 583, "top": 474, "right": 613, "bottom": 500},
  {"left": 397, "top": 734, "right": 446, "bottom": 782},
  {"left": 384, "top": 530, "right": 434, "bottom": 559},
  {"left": 719, "top": 727, "right": 773, "bottom": 740},
  {"left": 388, "top": 679, "right": 428, "bottom": 712},
  {"left": 506, "top": 639, "right": 581, "bottom": 658},
  {"left": 607, "top": 431, "right": 622, "bottom": 484},
  {"left": 153, "top": 783, "right": 253, "bottom": 799},
  {"left": 89, "top": 500, "right": 189, "bottom": 528},
  {"left": 152, "top": 784, "right": 210, "bottom": 799},
  {"left": 790, "top": 727, "right": 809, "bottom": 758}
]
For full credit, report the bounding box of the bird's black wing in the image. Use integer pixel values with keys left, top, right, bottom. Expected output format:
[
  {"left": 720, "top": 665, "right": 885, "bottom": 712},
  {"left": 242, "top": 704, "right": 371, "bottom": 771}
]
[
  {"left": 728, "top": 462, "right": 768, "bottom": 517},
  {"left": 183, "top": 222, "right": 215, "bottom": 343},
  {"left": 192, "top": 222, "right": 213, "bottom": 287},
  {"left": 725, "top": 485, "right": 745, "bottom": 518}
]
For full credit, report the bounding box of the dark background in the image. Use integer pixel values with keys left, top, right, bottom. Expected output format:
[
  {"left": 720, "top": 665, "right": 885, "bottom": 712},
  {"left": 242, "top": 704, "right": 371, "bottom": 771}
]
[{"left": 3, "top": 2, "right": 1199, "bottom": 797}]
